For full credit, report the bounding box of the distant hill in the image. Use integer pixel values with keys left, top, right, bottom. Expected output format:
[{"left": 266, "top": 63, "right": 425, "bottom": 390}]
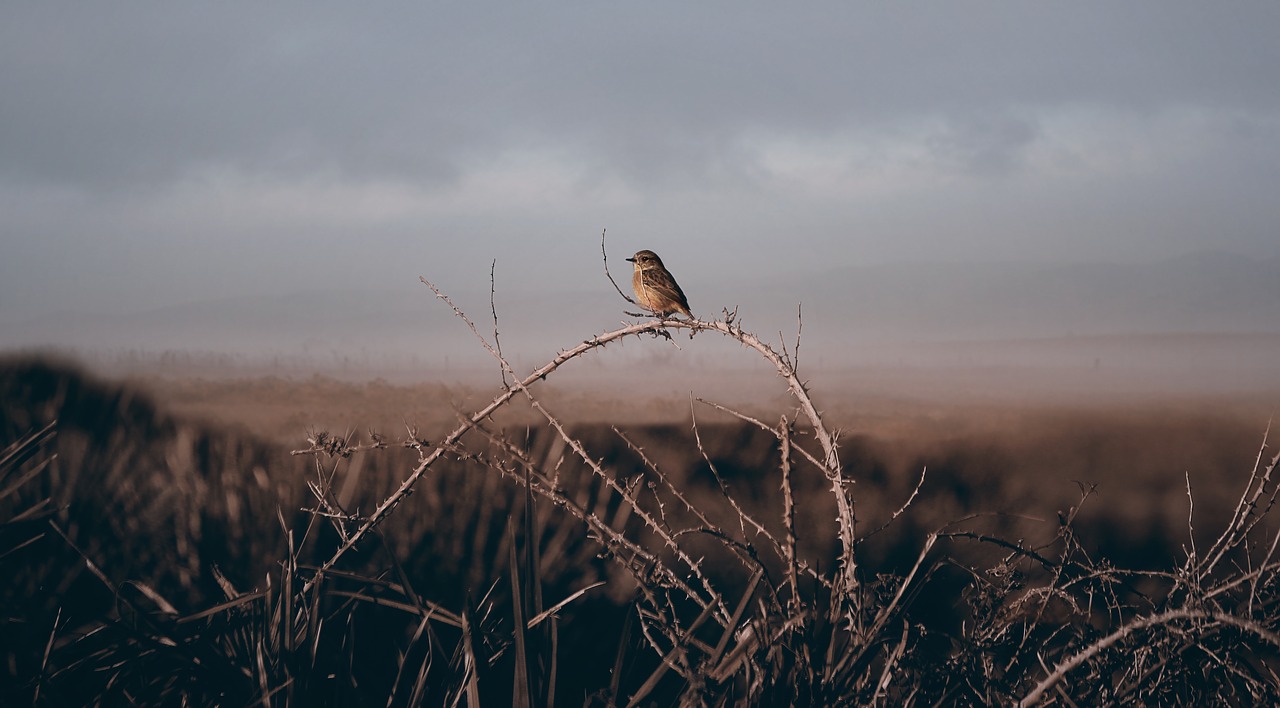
[{"left": 748, "top": 250, "right": 1280, "bottom": 343}]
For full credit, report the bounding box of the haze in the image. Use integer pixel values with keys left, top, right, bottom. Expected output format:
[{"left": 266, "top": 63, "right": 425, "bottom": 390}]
[{"left": 2, "top": 3, "right": 1278, "bottom": 383}]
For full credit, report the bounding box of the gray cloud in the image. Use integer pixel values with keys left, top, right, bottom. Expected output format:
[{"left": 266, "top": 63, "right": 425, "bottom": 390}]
[
  {"left": 924, "top": 114, "right": 1041, "bottom": 177},
  {"left": 2, "top": 2, "right": 1279, "bottom": 340},
  {"left": 5, "top": 3, "right": 1278, "bottom": 190}
]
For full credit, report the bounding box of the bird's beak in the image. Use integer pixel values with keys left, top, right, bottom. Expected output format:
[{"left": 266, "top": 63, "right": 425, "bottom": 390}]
[{"left": 625, "top": 257, "right": 635, "bottom": 263}]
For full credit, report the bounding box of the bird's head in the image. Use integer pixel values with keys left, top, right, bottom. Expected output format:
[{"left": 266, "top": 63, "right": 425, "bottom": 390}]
[{"left": 626, "top": 250, "right": 664, "bottom": 269}]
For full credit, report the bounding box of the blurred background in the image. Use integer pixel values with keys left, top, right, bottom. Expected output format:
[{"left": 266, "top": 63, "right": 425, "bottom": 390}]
[{"left": 1, "top": 2, "right": 1278, "bottom": 381}]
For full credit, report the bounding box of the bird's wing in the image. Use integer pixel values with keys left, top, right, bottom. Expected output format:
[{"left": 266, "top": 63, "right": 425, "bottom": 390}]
[{"left": 645, "top": 271, "right": 691, "bottom": 312}]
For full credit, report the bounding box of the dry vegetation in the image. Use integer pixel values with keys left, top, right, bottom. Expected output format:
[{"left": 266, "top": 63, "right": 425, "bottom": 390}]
[{"left": 3, "top": 270, "right": 1280, "bottom": 705}]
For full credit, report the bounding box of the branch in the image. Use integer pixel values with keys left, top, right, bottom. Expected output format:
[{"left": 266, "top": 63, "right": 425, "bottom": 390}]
[
  {"left": 490, "top": 259, "right": 508, "bottom": 388},
  {"left": 857, "top": 466, "right": 928, "bottom": 546},
  {"left": 1019, "top": 608, "right": 1280, "bottom": 706},
  {"left": 307, "top": 277, "right": 853, "bottom": 608},
  {"left": 601, "top": 228, "right": 635, "bottom": 306}
]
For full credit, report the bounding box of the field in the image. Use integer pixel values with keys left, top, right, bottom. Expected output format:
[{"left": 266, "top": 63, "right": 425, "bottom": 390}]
[{"left": 3, "top": 326, "right": 1280, "bottom": 704}]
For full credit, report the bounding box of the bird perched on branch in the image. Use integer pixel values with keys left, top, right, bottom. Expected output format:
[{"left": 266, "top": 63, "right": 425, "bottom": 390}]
[{"left": 627, "top": 249, "right": 693, "bottom": 318}]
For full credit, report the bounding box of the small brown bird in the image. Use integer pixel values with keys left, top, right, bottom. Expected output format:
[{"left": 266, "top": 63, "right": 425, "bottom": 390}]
[{"left": 626, "top": 249, "right": 693, "bottom": 318}]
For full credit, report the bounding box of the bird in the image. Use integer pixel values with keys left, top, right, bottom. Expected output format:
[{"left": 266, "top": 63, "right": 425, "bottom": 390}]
[{"left": 626, "top": 249, "right": 693, "bottom": 318}]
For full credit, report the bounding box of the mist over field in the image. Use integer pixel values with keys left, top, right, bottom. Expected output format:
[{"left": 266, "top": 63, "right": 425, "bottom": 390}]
[{"left": 5, "top": 250, "right": 1278, "bottom": 394}]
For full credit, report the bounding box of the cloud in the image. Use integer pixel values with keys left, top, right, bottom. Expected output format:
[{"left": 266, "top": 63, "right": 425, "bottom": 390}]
[
  {"left": 925, "top": 114, "right": 1041, "bottom": 177},
  {"left": 5, "top": 2, "right": 1278, "bottom": 192},
  {"left": 2, "top": 2, "right": 1279, "bottom": 331}
]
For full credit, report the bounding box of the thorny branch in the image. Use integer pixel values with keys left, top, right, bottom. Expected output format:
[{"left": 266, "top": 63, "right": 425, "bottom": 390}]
[
  {"left": 490, "top": 259, "right": 508, "bottom": 389},
  {"left": 306, "top": 276, "right": 849, "bottom": 602}
]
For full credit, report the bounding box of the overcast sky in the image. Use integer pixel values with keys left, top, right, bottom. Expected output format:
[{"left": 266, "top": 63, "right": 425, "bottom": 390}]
[{"left": 2, "top": 2, "right": 1279, "bottom": 326}]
